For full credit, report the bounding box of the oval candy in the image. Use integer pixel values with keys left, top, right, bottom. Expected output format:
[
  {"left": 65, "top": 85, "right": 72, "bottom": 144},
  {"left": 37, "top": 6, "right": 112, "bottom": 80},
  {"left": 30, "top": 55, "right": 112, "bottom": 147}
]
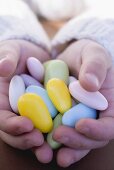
[
  {"left": 46, "top": 78, "right": 72, "bottom": 114},
  {"left": 9, "top": 75, "right": 25, "bottom": 113},
  {"left": 26, "top": 85, "right": 58, "bottom": 118},
  {"left": 69, "top": 76, "right": 77, "bottom": 84},
  {"left": 21, "top": 74, "right": 43, "bottom": 87},
  {"left": 18, "top": 93, "right": 53, "bottom": 133},
  {"left": 44, "top": 60, "right": 69, "bottom": 87},
  {"left": 69, "top": 81, "right": 108, "bottom": 110},
  {"left": 47, "top": 113, "right": 62, "bottom": 149},
  {"left": 43, "top": 60, "right": 51, "bottom": 70},
  {"left": 62, "top": 103, "right": 97, "bottom": 127},
  {"left": 27, "top": 57, "right": 44, "bottom": 82}
]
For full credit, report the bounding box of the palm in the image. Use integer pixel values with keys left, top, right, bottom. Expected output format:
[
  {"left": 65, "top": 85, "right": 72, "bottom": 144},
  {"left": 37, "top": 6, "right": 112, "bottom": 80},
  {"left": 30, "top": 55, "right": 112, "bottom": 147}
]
[
  {"left": 0, "top": 40, "right": 53, "bottom": 164},
  {"left": 0, "top": 39, "right": 49, "bottom": 109},
  {"left": 88, "top": 65, "right": 114, "bottom": 140},
  {"left": 54, "top": 39, "right": 113, "bottom": 167}
]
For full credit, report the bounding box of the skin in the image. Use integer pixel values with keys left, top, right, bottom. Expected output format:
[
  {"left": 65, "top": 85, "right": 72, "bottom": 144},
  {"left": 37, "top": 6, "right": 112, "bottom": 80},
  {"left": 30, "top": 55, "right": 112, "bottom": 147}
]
[
  {"left": 0, "top": 38, "right": 114, "bottom": 167},
  {"left": 53, "top": 39, "right": 114, "bottom": 167},
  {"left": 0, "top": 39, "right": 53, "bottom": 163}
]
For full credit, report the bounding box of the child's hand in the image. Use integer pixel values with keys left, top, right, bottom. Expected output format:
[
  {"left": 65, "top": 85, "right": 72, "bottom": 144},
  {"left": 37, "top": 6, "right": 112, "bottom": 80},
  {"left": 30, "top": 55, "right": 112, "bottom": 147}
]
[
  {"left": 53, "top": 39, "right": 113, "bottom": 167},
  {"left": 0, "top": 39, "right": 53, "bottom": 163}
]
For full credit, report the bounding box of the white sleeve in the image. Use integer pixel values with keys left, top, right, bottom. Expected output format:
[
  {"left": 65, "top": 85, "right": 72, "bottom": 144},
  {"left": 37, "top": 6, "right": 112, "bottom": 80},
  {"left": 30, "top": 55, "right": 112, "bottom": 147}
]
[
  {"left": 52, "top": 0, "right": 114, "bottom": 62},
  {"left": 0, "top": 0, "right": 50, "bottom": 51}
]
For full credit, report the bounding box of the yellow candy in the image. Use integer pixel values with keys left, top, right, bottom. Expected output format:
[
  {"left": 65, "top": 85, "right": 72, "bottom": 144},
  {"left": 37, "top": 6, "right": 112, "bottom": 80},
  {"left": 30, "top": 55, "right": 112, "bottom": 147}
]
[
  {"left": 18, "top": 93, "right": 53, "bottom": 133},
  {"left": 46, "top": 78, "right": 72, "bottom": 114}
]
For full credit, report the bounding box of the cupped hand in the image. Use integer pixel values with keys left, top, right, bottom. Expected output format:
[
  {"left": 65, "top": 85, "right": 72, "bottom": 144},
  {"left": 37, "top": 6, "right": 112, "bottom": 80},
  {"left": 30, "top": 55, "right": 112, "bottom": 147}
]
[
  {"left": 53, "top": 39, "right": 113, "bottom": 167},
  {"left": 0, "top": 39, "right": 53, "bottom": 163}
]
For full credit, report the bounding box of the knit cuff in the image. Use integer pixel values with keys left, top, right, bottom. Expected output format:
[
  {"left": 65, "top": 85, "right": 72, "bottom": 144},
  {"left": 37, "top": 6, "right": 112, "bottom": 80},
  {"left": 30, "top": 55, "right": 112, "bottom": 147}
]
[
  {"left": 0, "top": 0, "right": 50, "bottom": 51},
  {"left": 52, "top": 17, "right": 114, "bottom": 62}
]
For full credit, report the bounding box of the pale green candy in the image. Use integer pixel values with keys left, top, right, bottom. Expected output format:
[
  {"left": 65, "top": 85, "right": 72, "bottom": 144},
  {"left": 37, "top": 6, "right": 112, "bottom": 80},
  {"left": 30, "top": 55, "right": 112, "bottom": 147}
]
[
  {"left": 43, "top": 60, "right": 51, "bottom": 70},
  {"left": 53, "top": 113, "right": 62, "bottom": 129},
  {"left": 47, "top": 113, "right": 62, "bottom": 149},
  {"left": 44, "top": 60, "right": 69, "bottom": 87}
]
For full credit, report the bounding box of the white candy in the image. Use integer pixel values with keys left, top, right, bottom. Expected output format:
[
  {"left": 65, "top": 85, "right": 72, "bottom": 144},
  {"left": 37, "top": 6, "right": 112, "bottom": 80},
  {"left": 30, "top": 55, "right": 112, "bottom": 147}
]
[
  {"left": 69, "top": 76, "right": 77, "bottom": 84},
  {"left": 20, "top": 74, "right": 43, "bottom": 87},
  {"left": 69, "top": 81, "right": 108, "bottom": 110},
  {"left": 27, "top": 57, "right": 44, "bottom": 82},
  {"left": 9, "top": 75, "right": 25, "bottom": 113}
]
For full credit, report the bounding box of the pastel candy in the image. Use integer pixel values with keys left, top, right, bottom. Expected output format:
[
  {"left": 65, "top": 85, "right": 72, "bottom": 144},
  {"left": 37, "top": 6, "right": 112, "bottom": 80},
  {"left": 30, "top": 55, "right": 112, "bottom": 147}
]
[
  {"left": 46, "top": 78, "right": 72, "bottom": 114},
  {"left": 27, "top": 57, "right": 44, "bottom": 82},
  {"left": 62, "top": 103, "right": 97, "bottom": 127},
  {"left": 21, "top": 74, "right": 43, "bottom": 87},
  {"left": 69, "top": 76, "right": 77, "bottom": 84},
  {"left": 26, "top": 85, "right": 58, "bottom": 118},
  {"left": 69, "top": 77, "right": 80, "bottom": 104},
  {"left": 44, "top": 60, "right": 69, "bottom": 87},
  {"left": 69, "top": 81, "right": 108, "bottom": 110},
  {"left": 18, "top": 93, "right": 53, "bottom": 133},
  {"left": 47, "top": 114, "right": 62, "bottom": 149},
  {"left": 9, "top": 75, "right": 25, "bottom": 113},
  {"left": 43, "top": 60, "right": 51, "bottom": 70}
]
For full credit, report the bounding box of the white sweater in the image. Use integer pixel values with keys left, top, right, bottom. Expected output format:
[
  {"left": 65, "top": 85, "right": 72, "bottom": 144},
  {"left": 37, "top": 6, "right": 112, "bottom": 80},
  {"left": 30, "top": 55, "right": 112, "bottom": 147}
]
[
  {"left": 1, "top": 0, "right": 114, "bottom": 62},
  {"left": 0, "top": 0, "right": 50, "bottom": 51},
  {"left": 52, "top": 0, "right": 114, "bottom": 62}
]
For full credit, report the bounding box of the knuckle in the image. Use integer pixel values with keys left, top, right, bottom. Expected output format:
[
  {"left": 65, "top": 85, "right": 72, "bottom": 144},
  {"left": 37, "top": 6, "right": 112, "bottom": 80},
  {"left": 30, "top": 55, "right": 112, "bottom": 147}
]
[
  {"left": 20, "top": 136, "right": 32, "bottom": 150},
  {"left": 8, "top": 124, "right": 22, "bottom": 134},
  {"left": 83, "top": 41, "right": 111, "bottom": 62},
  {"left": 2, "top": 118, "right": 22, "bottom": 135},
  {"left": 90, "top": 43, "right": 106, "bottom": 54}
]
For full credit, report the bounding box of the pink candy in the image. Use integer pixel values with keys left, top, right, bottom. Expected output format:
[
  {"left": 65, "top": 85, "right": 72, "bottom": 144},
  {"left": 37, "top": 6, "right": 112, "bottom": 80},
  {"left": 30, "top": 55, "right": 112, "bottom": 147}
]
[
  {"left": 27, "top": 57, "right": 44, "bottom": 82},
  {"left": 69, "top": 80, "right": 108, "bottom": 111}
]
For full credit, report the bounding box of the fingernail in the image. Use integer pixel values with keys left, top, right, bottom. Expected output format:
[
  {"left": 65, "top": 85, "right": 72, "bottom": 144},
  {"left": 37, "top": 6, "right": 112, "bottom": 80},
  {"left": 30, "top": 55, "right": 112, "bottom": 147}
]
[
  {"left": 32, "top": 134, "right": 44, "bottom": 146},
  {"left": 85, "top": 73, "right": 99, "bottom": 88},
  {"left": 65, "top": 157, "right": 75, "bottom": 167},
  {"left": 0, "top": 57, "right": 7, "bottom": 64},
  {"left": 24, "top": 123, "right": 34, "bottom": 131}
]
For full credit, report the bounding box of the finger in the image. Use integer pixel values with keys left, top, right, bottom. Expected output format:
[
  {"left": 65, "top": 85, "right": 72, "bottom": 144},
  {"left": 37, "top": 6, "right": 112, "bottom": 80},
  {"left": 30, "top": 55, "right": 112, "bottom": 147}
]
[
  {"left": 57, "top": 39, "right": 111, "bottom": 91},
  {"left": 0, "top": 82, "right": 34, "bottom": 135},
  {"left": 53, "top": 125, "right": 108, "bottom": 149},
  {"left": 0, "top": 110, "right": 34, "bottom": 135},
  {"left": 0, "top": 129, "right": 44, "bottom": 150},
  {"left": 76, "top": 117, "right": 114, "bottom": 141},
  {"left": 0, "top": 81, "right": 9, "bottom": 96},
  {"left": 0, "top": 39, "right": 50, "bottom": 77},
  {"left": 76, "top": 67, "right": 114, "bottom": 141},
  {"left": 57, "top": 39, "right": 88, "bottom": 78},
  {"left": 57, "top": 147, "right": 90, "bottom": 167},
  {"left": 79, "top": 41, "right": 111, "bottom": 91},
  {"left": 0, "top": 94, "right": 11, "bottom": 110},
  {"left": 0, "top": 41, "right": 20, "bottom": 77},
  {"left": 15, "top": 40, "right": 50, "bottom": 74},
  {"left": 33, "top": 142, "right": 53, "bottom": 163}
]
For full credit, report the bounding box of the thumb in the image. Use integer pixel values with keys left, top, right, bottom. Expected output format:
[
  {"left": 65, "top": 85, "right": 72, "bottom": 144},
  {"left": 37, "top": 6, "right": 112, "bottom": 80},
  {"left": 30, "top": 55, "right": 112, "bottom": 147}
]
[
  {"left": 0, "top": 41, "right": 20, "bottom": 77},
  {"left": 79, "top": 42, "right": 112, "bottom": 91}
]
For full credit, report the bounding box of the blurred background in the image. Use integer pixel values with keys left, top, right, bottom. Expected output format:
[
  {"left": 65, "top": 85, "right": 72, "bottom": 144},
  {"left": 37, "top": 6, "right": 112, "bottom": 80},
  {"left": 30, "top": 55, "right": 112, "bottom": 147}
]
[
  {"left": 23, "top": 0, "right": 113, "bottom": 38},
  {"left": 23, "top": 0, "right": 85, "bottom": 38}
]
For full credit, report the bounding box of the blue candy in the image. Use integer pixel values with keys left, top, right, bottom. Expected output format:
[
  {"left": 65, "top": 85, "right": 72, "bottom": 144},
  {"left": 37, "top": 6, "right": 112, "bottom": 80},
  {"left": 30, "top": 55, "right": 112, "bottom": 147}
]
[
  {"left": 26, "top": 85, "right": 58, "bottom": 118},
  {"left": 62, "top": 103, "right": 97, "bottom": 127}
]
